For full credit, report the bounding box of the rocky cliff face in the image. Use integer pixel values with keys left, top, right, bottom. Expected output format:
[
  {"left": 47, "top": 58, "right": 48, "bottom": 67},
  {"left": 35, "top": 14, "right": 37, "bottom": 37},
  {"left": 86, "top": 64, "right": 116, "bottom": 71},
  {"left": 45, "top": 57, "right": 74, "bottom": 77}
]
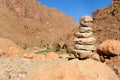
[
  {"left": 0, "top": 0, "right": 78, "bottom": 48},
  {"left": 93, "top": 0, "right": 120, "bottom": 45}
]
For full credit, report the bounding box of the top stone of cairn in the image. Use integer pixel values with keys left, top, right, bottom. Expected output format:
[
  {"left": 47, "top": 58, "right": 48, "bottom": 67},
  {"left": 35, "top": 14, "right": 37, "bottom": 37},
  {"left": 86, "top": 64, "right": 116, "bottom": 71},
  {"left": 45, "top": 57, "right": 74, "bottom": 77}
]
[
  {"left": 80, "top": 16, "right": 93, "bottom": 22},
  {"left": 80, "top": 16, "right": 93, "bottom": 27}
]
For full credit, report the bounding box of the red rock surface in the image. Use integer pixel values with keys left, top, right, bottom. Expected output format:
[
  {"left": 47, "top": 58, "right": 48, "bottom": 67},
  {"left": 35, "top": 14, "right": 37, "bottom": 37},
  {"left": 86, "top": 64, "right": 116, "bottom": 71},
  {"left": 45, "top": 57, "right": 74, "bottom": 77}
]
[
  {"left": 45, "top": 52, "right": 59, "bottom": 59},
  {"left": 6, "top": 46, "right": 22, "bottom": 57},
  {"left": 59, "top": 54, "right": 70, "bottom": 59},
  {"left": 24, "top": 59, "right": 119, "bottom": 80},
  {"left": 23, "top": 53, "right": 45, "bottom": 59},
  {"left": 106, "top": 56, "right": 120, "bottom": 79},
  {"left": 93, "top": 0, "right": 120, "bottom": 45},
  {"left": 97, "top": 40, "right": 120, "bottom": 56},
  {"left": 0, "top": 0, "right": 78, "bottom": 49},
  {"left": 0, "top": 38, "right": 22, "bottom": 56}
]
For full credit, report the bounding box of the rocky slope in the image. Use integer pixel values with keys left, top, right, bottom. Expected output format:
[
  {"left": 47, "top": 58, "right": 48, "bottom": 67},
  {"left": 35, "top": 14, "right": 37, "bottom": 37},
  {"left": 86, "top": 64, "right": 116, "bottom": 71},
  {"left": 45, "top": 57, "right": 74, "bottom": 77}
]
[
  {"left": 0, "top": 0, "right": 78, "bottom": 49},
  {"left": 93, "top": 0, "right": 120, "bottom": 45}
]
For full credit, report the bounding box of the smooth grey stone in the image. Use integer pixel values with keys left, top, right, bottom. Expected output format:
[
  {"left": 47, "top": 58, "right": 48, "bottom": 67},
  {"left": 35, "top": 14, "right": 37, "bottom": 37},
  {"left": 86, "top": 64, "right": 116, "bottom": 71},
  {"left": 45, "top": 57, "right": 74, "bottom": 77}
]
[
  {"left": 74, "top": 44, "right": 96, "bottom": 51},
  {"left": 74, "top": 37, "right": 96, "bottom": 45},
  {"left": 75, "top": 32, "right": 93, "bottom": 38},
  {"left": 79, "top": 27, "right": 92, "bottom": 33}
]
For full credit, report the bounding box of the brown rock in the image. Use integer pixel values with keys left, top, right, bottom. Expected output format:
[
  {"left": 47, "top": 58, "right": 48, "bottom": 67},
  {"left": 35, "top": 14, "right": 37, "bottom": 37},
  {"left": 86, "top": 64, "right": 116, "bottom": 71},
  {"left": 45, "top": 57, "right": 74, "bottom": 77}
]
[
  {"left": 79, "top": 27, "right": 93, "bottom": 33},
  {"left": 59, "top": 54, "right": 70, "bottom": 59},
  {"left": 6, "top": 47, "right": 22, "bottom": 57},
  {"left": 0, "top": 38, "right": 22, "bottom": 57},
  {"left": 75, "top": 44, "right": 96, "bottom": 51},
  {"left": 106, "top": 56, "right": 120, "bottom": 79},
  {"left": 23, "top": 53, "right": 45, "bottom": 59},
  {"left": 45, "top": 52, "right": 59, "bottom": 59},
  {"left": 80, "top": 16, "right": 93, "bottom": 27},
  {"left": 75, "top": 32, "right": 93, "bottom": 38},
  {"left": 80, "top": 16, "right": 93, "bottom": 22},
  {"left": 0, "top": 0, "right": 78, "bottom": 49},
  {"left": 24, "top": 59, "right": 119, "bottom": 80},
  {"left": 73, "top": 49, "right": 94, "bottom": 58},
  {"left": 74, "top": 37, "right": 96, "bottom": 45},
  {"left": 93, "top": 0, "right": 120, "bottom": 46},
  {"left": 23, "top": 53, "right": 35, "bottom": 59},
  {"left": 23, "top": 53, "right": 29, "bottom": 58},
  {"left": 97, "top": 40, "right": 120, "bottom": 56},
  {"left": 34, "top": 54, "right": 45, "bottom": 59},
  {"left": 80, "top": 22, "right": 93, "bottom": 27}
]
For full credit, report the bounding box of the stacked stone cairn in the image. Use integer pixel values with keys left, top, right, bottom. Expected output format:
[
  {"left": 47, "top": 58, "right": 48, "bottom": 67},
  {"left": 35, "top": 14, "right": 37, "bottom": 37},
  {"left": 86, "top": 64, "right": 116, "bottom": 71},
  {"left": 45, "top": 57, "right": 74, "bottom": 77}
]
[{"left": 73, "top": 16, "right": 97, "bottom": 59}]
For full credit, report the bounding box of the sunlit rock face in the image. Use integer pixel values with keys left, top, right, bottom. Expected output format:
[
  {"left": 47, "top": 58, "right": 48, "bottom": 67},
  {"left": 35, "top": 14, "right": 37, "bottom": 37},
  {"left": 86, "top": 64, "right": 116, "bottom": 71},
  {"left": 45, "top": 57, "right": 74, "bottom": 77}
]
[
  {"left": 0, "top": 0, "right": 78, "bottom": 49},
  {"left": 93, "top": 0, "right": 120, "bottom": 45}
]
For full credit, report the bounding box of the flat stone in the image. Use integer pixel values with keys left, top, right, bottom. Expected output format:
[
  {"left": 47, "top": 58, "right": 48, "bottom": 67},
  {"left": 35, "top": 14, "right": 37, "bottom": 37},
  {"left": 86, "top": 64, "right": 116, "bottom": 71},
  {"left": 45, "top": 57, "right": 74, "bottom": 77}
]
[
  {"left": 74, "top": 44, "right": 96, "bottom": 51},
  {"left": 80, "top": 22, "right": 93, "bottom": 27},
  {"left": 74, "top": 37, "right": 96, "bottom": 45},
  {"left": 79, "top": 27, "right": 92, "bottom": 33},
  {"left": 80, "top": 16, "right": 93, "bottom": 22},
  {"left": 73, "top": 49, "right": 94, "bottom": 58},
  {"left": 80, "top": 16, "right": 93, "bottom": 27},
  {"left": 75, "top": 32, "right": 93, "bottom": 38}
]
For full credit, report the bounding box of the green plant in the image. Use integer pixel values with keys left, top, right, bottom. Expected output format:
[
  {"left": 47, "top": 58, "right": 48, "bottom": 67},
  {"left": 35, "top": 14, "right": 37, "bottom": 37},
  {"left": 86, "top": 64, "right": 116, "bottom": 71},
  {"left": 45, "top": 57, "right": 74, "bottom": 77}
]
[
  {"left": 54, "top": 44, "right": 61, "bottom": 52},
  {"left": 35, "top": 49, "right": 50, "bottom": 54},
  {"left": 0, "top": 54, "right": 2, "bottom": 57},
  {"left": 23, "top": 44, "right": 29, "bottom": 50}
]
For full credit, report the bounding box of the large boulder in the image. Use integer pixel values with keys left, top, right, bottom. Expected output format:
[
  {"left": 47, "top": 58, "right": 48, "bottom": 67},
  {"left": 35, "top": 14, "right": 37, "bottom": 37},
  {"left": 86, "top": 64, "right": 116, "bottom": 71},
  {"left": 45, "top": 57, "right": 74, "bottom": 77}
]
[
  {"left": 24, "top": 59, "right": 119, "bottom": 80},
  {"left": 0, "top": 38, "right": 22, "bottom": 57},
  {"left": 97, "top": 40, "right": 120, "bottom": 56},
  {"left": 106, "top": 56, "right": 120, "bottom": 79}
]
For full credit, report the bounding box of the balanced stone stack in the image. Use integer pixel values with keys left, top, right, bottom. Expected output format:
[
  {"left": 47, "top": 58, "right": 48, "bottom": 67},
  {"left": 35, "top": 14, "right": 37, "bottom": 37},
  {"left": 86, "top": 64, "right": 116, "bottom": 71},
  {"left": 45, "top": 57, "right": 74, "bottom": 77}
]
[{"left": 73, "top": 16, "right": 96, "bottom": 59}]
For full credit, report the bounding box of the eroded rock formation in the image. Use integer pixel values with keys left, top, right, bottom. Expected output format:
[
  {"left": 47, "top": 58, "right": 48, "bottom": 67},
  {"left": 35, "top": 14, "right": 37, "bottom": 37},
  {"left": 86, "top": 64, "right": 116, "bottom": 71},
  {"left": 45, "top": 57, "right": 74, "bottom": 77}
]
[{"left": 0, "top": 0, "right": 78, "bottom": 49}]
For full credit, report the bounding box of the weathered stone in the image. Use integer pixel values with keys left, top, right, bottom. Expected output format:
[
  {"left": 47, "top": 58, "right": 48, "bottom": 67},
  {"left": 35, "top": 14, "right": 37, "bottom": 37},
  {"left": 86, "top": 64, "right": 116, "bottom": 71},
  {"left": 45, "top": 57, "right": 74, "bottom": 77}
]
[
  {"left": 97, "top": 40, "right": 120, "bottom": 56},
  {"left": 75, "top": 32, "right": 93, "bottom": 38},
  {"left": 80, "top": 22, "right": 93, "bottom": 27},
  {"left": 73, "top": 16, "right": 96, "bottom": 59},
  {"left": 8, "top": 59, "right": 120, "bottom": 80},
  {"left": 74, "top": 37, "right": 96, "bottom": 45},
  {"left": 79, "top": 27, "right": 92, "bottom": 33},
  {"left": 80, "top": 16, "right": 93, "bottom": 27},
  {"left": 106, "top": 56, "right": 120, "bottom": 79},
  {"left": 23, "top": 53, "right": 45, "bottom": 59},
  {"left": 73, "top": 49, "right": 94, "bottom": 58},
  {"left": 75, "top": 44, "right": 96, "bottom": 51},
  {"left": 80, "top": 16, "right": 93, "bottom": 22},
  {"left": 59, "top": 54, "right": 70, "bottom": 59},
  {"left": 45, "top": 52, "right": 59, "bottom": 59}
]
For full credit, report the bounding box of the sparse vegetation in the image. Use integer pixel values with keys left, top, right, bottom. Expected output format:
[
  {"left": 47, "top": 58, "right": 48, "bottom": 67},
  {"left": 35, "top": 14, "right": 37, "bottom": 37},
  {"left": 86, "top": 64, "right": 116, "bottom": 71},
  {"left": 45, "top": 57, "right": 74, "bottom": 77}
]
[
  {"left": 34, "top": 49, "right": 50, "bottom": 54},
  {"left": 54, "top": 44, "right": 61, "bottom": 52},
  {"left": 0, "top": 54, "right": 2, "bottom": 57},
  {"left": 23, "top": 44, "right": 29, "bottom": 50}
]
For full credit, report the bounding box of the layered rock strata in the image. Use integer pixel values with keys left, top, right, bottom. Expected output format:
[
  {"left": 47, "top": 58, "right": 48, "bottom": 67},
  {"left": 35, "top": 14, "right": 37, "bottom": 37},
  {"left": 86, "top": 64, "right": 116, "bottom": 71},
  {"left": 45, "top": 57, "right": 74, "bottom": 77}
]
[{"left": 73, "top": 16, "right": 96, "bottom": 59}]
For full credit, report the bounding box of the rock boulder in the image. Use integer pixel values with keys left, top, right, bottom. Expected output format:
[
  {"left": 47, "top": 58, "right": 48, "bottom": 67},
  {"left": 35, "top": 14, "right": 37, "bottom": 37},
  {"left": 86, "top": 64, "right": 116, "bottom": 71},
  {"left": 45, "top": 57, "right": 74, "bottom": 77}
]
[
  {"left": 97, "top": 40, "right": 120, "bottom": 56},
  {"left": 24, "top": 59, "right": 119, "bottom": 80}
]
